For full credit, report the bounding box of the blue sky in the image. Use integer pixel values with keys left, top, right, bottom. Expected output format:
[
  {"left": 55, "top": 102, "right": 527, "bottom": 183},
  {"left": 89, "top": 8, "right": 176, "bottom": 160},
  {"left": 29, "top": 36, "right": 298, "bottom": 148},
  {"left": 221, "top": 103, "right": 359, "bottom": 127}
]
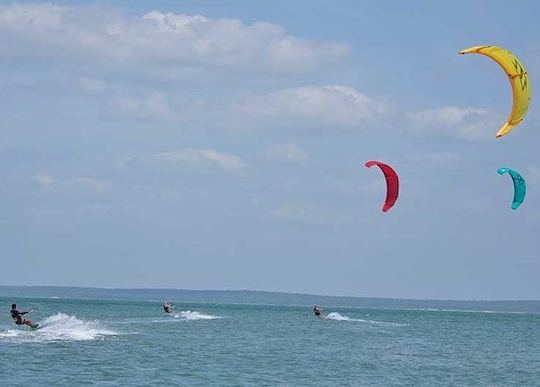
[{"left": 0, "top": 1, "right": 539, "bottom": 299}]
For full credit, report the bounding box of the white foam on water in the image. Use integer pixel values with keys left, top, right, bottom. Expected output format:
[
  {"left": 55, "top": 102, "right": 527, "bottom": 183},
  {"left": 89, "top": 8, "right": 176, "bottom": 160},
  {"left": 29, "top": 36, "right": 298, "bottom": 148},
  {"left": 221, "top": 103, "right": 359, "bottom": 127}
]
[
  {"left": 0, "top": 329, "right": 20, "bottom": 338},
  {"left": 325, "top": 312, "right": 352, "bottom": 321},
  {"left": 0, "top": 313, "right": 117, "bottom": 342},
  {"left": 173, "top": 310, "right": 222, "bottom": 320},
  {"left": 324, "top": 312, "right": 406, "bottom": 326}
]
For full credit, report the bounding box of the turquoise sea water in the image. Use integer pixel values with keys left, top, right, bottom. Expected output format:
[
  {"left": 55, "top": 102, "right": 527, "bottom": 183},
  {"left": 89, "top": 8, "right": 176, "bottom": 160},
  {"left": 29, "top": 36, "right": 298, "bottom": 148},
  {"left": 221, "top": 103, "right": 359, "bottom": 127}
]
[{"left": 1, "top": 288, "right": 539, "bottom": 386}]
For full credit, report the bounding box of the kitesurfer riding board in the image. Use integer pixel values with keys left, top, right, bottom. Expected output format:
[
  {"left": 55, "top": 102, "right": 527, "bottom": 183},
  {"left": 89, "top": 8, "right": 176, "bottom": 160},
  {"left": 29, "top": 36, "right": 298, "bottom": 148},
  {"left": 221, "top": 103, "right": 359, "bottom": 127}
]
[
  {"left": 313, "top": 305, "right": 326, "bottom": 320},
  {"left": 10, "top": 304, "right": 39, "bottom": 329},
  {"left": 163, "top": 302, "right": 174, "bottom": 314}
]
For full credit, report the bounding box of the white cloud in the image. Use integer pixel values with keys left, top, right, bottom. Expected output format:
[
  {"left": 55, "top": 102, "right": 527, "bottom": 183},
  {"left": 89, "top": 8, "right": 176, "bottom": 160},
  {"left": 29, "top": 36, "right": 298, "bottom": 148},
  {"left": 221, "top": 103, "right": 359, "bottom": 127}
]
[
  {"left": 240, "top": 85, "right": 387, "bottom": 131},
  {"left": 122, "top": 149, "right": 248, "bottom": 174},
  {"left": 98, "top": 85, "right": 387, "bottom": 127},
  {"left": 34, "top": 174, "right": 109, "bottom": 193},
  {"left": 0, "top": 4, "right": 349, "bottom": 75},
  {"left": 263, "top": 144, "right": 308, "bottom": 164},
  {"left": 407, "top": 107, "right": 498, "bottom": 141},
  {"left": 103, "top": 92, "right": 172, "bottom": 121}
]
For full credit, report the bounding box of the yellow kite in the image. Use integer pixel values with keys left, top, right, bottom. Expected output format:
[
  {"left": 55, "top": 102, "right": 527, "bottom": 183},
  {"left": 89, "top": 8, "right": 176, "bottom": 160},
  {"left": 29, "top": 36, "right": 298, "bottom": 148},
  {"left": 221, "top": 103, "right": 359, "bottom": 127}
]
[{"left": 459, "top": 45, "right": 530, "bottom": 138}]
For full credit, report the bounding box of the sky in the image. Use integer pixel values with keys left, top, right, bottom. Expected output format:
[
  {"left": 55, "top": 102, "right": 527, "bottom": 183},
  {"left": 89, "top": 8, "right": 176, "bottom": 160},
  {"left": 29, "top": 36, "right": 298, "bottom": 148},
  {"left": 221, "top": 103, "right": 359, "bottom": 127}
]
[{"left": 0, "top": 0, "right": 539, "bottom": 300}]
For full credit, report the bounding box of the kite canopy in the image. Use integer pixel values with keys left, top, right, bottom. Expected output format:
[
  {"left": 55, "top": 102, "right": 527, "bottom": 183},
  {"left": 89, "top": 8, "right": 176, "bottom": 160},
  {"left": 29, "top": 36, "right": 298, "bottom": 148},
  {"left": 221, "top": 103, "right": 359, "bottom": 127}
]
[
  {"left": 497, "top": 167, "right": 526, "bottom": 210},
  {"left": 365, "top": 160, "right": 399, "bottom": 212},
  {"left": 459, "top": 45, "right": 530, "bottom": 138}
]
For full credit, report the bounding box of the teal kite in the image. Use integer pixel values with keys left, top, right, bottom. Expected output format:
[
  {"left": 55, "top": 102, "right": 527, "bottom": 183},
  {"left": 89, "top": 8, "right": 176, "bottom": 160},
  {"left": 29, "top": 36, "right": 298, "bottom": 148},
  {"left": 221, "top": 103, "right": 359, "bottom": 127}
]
[{"left": 497, "top": 168, "right": 526, "bottom": 210}]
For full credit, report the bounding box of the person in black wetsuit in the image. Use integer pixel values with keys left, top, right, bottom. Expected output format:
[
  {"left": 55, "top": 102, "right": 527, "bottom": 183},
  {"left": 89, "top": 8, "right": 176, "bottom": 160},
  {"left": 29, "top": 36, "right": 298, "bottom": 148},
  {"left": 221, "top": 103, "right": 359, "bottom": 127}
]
[
  {"left": 10, "top": 304, "right": 38, "bottom": 328},
  {"left": 313, "top": 305, "right": 325, "bottom": 319},
  {"left": 163, "top": 302, "right": 173, "bottom": 314}
]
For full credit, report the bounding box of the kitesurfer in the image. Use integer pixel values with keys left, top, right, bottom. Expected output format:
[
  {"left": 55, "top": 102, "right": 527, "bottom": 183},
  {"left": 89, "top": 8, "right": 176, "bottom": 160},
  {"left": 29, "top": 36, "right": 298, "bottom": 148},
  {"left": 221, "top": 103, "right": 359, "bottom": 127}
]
[
  {"left": 10, "top": 304, "right": 38, "bottom": 329},
  {"left": 163, "top": 302, "right": 173, "bottom": 314},
  {"left": 313, "top": 305, "right": 325, "bottom": 319}
]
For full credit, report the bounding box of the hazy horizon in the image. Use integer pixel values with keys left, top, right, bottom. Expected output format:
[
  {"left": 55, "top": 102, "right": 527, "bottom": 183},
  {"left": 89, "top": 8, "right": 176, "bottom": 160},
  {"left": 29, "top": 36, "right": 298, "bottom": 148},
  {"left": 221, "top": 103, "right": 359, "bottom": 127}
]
[{"left": 2, "top": 285, "right": 540, "bottom": 303}]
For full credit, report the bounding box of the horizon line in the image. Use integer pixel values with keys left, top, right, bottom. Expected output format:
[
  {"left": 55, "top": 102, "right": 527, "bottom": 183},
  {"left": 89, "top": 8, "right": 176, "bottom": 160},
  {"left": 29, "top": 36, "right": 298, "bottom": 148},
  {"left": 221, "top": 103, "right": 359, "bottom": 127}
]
[{"left": 1, "top": 285, "right": 539, "bottom": 303}]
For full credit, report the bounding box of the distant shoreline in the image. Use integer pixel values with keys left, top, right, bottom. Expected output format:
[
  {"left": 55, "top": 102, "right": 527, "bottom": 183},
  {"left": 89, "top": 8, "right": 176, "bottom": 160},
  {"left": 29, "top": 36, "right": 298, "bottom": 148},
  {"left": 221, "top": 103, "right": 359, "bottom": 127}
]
[{"left": 1, "top": 286, "right": 539, "bottom": 314}]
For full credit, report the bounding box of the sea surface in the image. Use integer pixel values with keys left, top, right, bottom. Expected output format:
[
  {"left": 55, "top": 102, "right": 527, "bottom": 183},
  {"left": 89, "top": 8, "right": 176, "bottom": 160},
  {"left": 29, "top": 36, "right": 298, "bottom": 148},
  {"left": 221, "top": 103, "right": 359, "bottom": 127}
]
[{"left": 0, "top": 287, "right": 539, "bottom": 386}]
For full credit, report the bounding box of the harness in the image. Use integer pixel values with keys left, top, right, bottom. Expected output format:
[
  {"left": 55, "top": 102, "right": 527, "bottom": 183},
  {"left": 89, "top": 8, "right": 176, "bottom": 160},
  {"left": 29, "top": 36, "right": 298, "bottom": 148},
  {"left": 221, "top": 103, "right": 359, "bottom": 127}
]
[{"left": 10, "top": 310, "right": 23, "bottom": 325}]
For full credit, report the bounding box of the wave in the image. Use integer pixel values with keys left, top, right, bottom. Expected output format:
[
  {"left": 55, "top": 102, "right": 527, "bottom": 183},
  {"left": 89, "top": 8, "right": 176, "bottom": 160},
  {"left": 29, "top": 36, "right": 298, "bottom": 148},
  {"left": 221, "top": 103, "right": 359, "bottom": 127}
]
[
  {"left": 173, "top": 310, "right": 222, "bottom": 320},
  {"left": 0, "top": 313, "right": 117, "bottom": 342},
  {"left": 324, "top": 312, "right": 406, "bottom": 326}
]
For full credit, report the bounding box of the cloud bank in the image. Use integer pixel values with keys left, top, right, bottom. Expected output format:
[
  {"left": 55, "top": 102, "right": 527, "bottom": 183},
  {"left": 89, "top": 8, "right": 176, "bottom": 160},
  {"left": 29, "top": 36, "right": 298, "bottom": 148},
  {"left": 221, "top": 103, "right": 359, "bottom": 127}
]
[{"left": 0, "top": 3, "right": 349, "bottom": 76}]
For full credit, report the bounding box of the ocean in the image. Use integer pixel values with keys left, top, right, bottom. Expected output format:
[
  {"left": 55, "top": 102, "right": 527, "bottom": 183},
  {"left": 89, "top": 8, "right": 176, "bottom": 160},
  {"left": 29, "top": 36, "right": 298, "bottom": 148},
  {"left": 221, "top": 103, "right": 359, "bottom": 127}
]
[{"left": 1, "top": 287, "right": 539, "bottom": 386}]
